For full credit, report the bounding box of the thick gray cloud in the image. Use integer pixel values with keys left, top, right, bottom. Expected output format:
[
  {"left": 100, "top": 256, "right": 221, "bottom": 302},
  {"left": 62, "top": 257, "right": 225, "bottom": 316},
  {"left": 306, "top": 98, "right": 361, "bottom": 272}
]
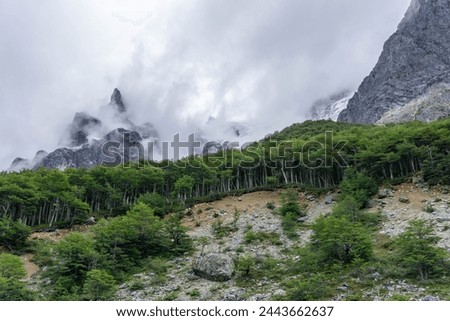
[{"left": 0, "top": 0, "right": 411, "bottom": 169}]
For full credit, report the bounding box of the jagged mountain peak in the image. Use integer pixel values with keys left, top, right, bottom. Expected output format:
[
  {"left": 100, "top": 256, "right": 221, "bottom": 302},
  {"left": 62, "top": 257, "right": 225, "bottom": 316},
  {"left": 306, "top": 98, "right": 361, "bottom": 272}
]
[
  {"left": 110, "top": 88, "right": 126, "bottom": 113},
  {"left": 9, "top": 89, "right": 160, "bottom": 171},
  {"left": 339, "top": 0, "right": 450, "bottom": 124},
  {"left": 67, "top": 112, "right": 102, "bottom": 147}
]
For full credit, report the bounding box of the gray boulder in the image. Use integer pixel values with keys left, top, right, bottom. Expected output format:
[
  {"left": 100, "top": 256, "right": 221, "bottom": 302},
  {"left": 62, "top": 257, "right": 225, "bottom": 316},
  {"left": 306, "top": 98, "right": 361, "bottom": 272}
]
[
  {"left": 399, "top": 196, "right": 410, "bottom": 204},
  {"left": 192, "top": 253, "right": 234, "bottom": 282},
  {"left": 378, "top": 189, "right": 393, "bottom": 199},
  {"left": 324, "top": 195, "right": 334, "bottom": 205}
]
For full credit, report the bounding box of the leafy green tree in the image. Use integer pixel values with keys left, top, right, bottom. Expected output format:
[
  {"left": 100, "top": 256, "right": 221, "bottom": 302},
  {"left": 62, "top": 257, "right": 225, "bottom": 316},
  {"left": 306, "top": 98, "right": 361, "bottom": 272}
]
[
  {"left": 279, "top": 189, "right": 305, "bottom": 217},
  {"left": 82, "top": 269, "right": 117, "bottom": 301},
  {"left": 332, "top": 195, "right": 382, "bottom": 229},
  {"left": 0, "top": 218, "right": 31, "bottom": 251},
  {"left": 311, "top": 216, "right": 373, "bottom": 265},
  {"left": 0, "top": 253, "right": 35, "bottom": 301},
  {"left": 0, "top": 253, "right": 26, "bottom": 279},
  {"left": 93, "top": 215, "right": 141, "bottom": 275},
  {"left": 137, "top": 192, "right": 166, "bottom": 217},
  {"left": 266, "top": 176, "right": 278, "bottom": 186},
  {"left": 93, "top": 203, "right": 173, "bottom": 276},
  {"left": 164, "top": 215, "right": 192, "bottom": 254},
  {"left": 279, "top": 189, "right": 306, "bottom": 238},
  {"left": 340, "top": 169, "right": 377, "bottom": 208},
  {"left": 45, "top": 233, "right": 98, "bottom": 297},
  {"left": 173, "top": 175, "right": 195, "bottom": 201},
  {"left": 395, "top": 220, "right": 448, "bottom": 280},
  {"left": 136, "top": 192, "right": 179, "bottom": 218},
  {"left": 0, "top": 277, "right": 35, "bottom": 301},
  {"left": 126, "top": 203, "right": 171, "bottom": 257},
  {"left": 332, "top": 196, "right": 361, "bottom": 221}
]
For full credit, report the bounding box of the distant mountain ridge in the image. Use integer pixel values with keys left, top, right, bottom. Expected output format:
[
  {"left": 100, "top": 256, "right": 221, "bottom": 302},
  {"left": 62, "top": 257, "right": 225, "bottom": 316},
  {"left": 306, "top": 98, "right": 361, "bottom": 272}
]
[
  {"left": 9, "top": 89, "right": 159, "bottom": 171},
  {"left": 339, "top": 0, "right": 450, "bottom": 124},
  {"left": 8, "top": 88, "right": 250, "bottom": 171}
]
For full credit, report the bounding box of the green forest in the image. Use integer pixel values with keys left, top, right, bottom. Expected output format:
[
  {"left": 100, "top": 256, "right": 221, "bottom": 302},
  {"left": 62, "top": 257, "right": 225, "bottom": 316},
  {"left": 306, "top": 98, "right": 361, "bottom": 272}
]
[
  {"left": 1, "top": 119, "right": 449, "bottom": 227},
  {"left": 0, "top": 118, "right": 449, "bottom": 301}
]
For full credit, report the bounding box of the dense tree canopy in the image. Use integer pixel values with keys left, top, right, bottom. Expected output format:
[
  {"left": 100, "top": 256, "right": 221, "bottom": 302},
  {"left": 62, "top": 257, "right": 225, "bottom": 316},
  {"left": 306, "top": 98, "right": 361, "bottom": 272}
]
[{"left": 0, "top": 119, "right": 448, "bottom": 227}]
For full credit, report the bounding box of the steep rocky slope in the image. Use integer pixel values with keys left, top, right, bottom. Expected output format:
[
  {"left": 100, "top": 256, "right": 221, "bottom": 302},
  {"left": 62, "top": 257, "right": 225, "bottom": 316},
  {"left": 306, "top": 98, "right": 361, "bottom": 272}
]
[
  {"left": 114, "top": 185, "right": 450, "bottom": 301},
  {"left": 24, "top": 184, "right": 449, "bottom": 301},
  {"left": 339, "top": 0, "right": 450, "bottom": 124}
]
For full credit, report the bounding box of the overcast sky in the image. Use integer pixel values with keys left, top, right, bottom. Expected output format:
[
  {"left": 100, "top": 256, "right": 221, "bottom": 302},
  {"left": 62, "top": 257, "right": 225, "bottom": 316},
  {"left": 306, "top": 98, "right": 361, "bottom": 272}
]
[{"left": 0, "top": 0, "right": 411, "bottom": 169}]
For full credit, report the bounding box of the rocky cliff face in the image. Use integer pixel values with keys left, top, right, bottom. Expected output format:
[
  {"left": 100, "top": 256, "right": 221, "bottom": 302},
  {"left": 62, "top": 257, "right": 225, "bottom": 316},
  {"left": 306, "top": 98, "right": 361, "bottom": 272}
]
[
  {"left": 64, "top": 112, "right": 102, "bottom": 147},
  {"left": 339, "top": 0, "right": 450, "bottom": 124},
  {"left": 377, "top": 83, "right": 450, "bottom": 124}
]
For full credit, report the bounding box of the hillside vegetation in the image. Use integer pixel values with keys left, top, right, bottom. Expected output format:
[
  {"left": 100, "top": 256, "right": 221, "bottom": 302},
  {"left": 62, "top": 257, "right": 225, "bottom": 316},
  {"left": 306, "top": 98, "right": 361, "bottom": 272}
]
[
  {"left": 0, "top": 119, "right": 449, "bottom": 301},
  {"left": 0, "top": 119, "right": 449, "bottom": 227}
]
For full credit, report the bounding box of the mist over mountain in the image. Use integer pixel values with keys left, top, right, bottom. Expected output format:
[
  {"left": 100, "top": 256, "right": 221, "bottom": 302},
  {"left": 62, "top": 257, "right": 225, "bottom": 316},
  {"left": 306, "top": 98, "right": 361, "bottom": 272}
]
[
  {"left": 8, "top": 89, "right": 253, "bottom": 171},
  {"left": 309, "top": 90, "right": 354, "bottom": 121},
  {"left": 0, "top": 0, "right": 411, "bottom": 170},
  {"left": 5, "top": 0, "right": 450, "bottom": 170},
  {"left": 339, "top": 0, "right": 450, "bottom": 123}
]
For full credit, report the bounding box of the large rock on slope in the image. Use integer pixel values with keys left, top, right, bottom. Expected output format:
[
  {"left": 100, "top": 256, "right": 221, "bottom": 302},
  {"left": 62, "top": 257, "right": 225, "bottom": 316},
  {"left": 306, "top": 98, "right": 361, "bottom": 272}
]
[
  {"left": 192, "top": 253, "right": 235, "bottom": 282},
  {"left": 339, "top": 0, "right": 450, "bottom": 124}
]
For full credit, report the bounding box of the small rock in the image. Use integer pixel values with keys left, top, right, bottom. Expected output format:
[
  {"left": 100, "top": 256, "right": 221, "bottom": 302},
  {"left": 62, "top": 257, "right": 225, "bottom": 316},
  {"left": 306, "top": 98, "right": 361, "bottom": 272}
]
[
  {"left": 324, "top": 195, "right": 334, "bottom": 205},
  {"left": 378, "top": 189, "right": 393, "bottom": 199},
  {"left": 366, "top": 199, "right": 379, "bottom": 209},
  {"left": 86, "top": 217, "right": 96, "bottom": 225},
  {"left": 223, "top": 288, "right": 244, "bottom": 301},
  {"left": 412, "top": 174, "right": 425, "bottom": 185},
  {"left": 420, "top": 295, "right": 440, "bottom": 301},
  {"left": 399, "top": 196, "right": 410, "bottom": 204},
  {"left": 273, "top": 289, "right": 286, "bottom": 297},
  {"left": 296, "top": 217, "right": 308, "bottom": 223},
  {"left": 372, "top": 272, "right": 382, "bottom": 280},
  {"left": 238, "top": 197, "right": 243, "bottom": 202}
]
